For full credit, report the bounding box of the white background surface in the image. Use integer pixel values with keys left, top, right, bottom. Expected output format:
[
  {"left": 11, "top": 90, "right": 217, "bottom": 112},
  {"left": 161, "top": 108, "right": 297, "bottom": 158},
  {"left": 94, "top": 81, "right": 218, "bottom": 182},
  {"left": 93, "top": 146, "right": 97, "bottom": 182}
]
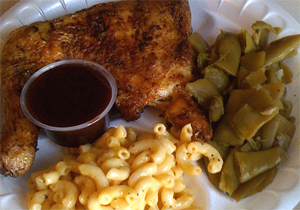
[
  {"left": 273, "top": 0, "right": 299, "bottom": 23},
  {"left": 0, "top": 0, "right": 300, "bottom": 210}
]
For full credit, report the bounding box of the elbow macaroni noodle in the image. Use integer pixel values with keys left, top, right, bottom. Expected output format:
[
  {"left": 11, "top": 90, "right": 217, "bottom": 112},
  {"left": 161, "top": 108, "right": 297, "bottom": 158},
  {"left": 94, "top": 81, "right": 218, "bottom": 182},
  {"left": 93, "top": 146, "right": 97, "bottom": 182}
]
[{"left": 27, "top": 123, "right": 223, "bottom": 210}]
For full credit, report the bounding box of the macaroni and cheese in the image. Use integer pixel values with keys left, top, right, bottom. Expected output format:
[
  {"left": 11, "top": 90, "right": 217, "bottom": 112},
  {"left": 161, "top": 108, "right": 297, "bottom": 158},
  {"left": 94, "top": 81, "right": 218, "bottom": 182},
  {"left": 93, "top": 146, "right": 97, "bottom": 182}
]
[{"left": 27, "top": 123, "right": 223, "bottom": 210}]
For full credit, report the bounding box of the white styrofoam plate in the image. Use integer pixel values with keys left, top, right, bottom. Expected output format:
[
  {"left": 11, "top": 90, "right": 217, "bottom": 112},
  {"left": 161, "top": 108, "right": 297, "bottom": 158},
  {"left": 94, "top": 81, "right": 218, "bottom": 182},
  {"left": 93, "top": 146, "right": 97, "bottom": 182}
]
[{"left": 0, "top": 0, "right": 299, "bottom": 209}]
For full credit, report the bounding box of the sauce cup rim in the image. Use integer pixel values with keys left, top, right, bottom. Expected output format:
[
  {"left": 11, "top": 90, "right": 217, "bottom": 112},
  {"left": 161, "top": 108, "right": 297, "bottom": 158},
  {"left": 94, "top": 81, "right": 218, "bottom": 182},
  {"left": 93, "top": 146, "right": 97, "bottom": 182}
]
[{"left": 20, "top": 59, "right": 117, "bottom": 132}]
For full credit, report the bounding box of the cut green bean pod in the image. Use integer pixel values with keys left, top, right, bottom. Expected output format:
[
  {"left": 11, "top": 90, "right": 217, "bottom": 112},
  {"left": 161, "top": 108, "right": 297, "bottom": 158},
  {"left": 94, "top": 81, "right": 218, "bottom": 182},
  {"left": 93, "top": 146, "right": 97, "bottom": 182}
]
[
  {"left": 212, "top": 116, "right": 244, "bottom": 146},
  {"left": 246, "top": 87, "right": 278, "bottom": 114},
  {"left": 234, "top": 146, "right": 287, "bottom": 183},
  {"left": 273, "top": 114, "right": 295, "bottom": 151},
  {"left": 263, "top": 82, "right": 285, "bottom": 100},
  {"left": 264, "top": 34, "right": 300, "bottom": 66},
  {"left": 276, "top": 132, "right": 291, "bottom": 150},
  {"left": 245, "top": 69, "right": 267, "bottom": 89},
  {"left": 227, "top": 87, "right": 277, "bottom": 119},
  {"left": 192, "top": 22, "right": 297, "bottom": 202},
  {"left": 246, "top": 138, "right": 261, "bottom": 151},
  {"left": 204, "top": 66, "right": 230, "bottom": 93},
  {"left": 240, "top": 51, "right": 265, "bottom": 72},
  {"left": 280, "top": 63, "right": 293, "bottom": 84},
  {"left": 280, "top": 100, "right": 293, "bottom": 118},
  {"left": 273, "top": 114, "right": 296, "bottom": 139},
  {"left": 252, "top": 21, "right": 279, "bottom": 48},
  {"left": 186, "top": 78, "right": 220, "bottom": 109},
  {"left": 225, "top": 89, "right": 254, "bottom": 119},
  {"left": 189, "top": 32, "right": 209, "bottom": 54},
  {"left": 237, "top": 67, "right": 251, "bottom": 89},
  {"left": 231, "top": 167, "right": 278, "bottom": 201},
  {"left": 219, "top": 148, "right": 240, "bottom": 195},
  {"left": 239, "top": 29, "right": 257, "bottom": 53},
  {"left": 209, "top": 96, "right": 224, "bottom": 122},
  {"left": 260, "top": 119, "right": 280, "bottom": 149},
  {"left": 197, "top": 52, "right": 210, "bottom": 69},
  {"left": 266, "top": 65, "right": 283, "bottom": 83},
  {"left": 214, "top": 33, "right": 241, "bottom": 76},
  {"left": 240, "top": 142, "right": 254, "bottom": 152},
  {"left": 231, "top": 104, "right": 278, "bottom": 140},
  {"left": 285, "top": 48, "right": 298, "bottom": 59}
]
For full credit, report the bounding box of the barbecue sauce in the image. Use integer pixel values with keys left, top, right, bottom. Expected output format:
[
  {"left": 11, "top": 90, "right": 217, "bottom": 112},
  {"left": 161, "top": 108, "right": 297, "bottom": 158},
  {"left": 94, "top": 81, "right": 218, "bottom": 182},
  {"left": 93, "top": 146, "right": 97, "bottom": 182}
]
[{"left": 26, "top": 63, "right": 112, "bottom": 127}]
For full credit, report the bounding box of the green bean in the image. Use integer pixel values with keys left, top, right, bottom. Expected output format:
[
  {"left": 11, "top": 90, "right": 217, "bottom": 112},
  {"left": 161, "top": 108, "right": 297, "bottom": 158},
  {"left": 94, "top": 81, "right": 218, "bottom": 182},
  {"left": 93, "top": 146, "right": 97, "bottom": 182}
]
[
  {"left": 245, "top": 69, "right": 267, "bottom": 89},
  {"left": 280, "top": 63, "right": 293, "bottom": 84},
  {"left": 239, "top": 29, "right": 257, "bottom": 53},
  {"left": 252, "top": 21, "right": 277, "bottom": 34},
  {"left": 212, "top": 116, "right": 244, "bottom": 146},
  {"left": 225, "top": 89, "right": 254, "bottom": 119},
  {"left": 240, "top": 142, "right": 254, "bottom": 152},
  {"left": 191, "top": 48, "right": 197, "bottom": 60},
  {"left": 273, "top": 114, "right": 296, "bottom": 139},
  {"left": 209, "top": 96, "right": 224, "bottom": 122},
  {"left": 246, "top": 138, "right": 261, "bottom": 151},
  {"left": 226, "top": 88, "right": 277, "bottom": 129},
  {"left": 214, "top": 33, "right": 241, "bottom": 76},
  {"left": 186, "top": 78, "right": 220, "bottom": 109},
  {"left": 244, "top": 87, "right": 276, "bottom": 113},
  {"left": 197, "top": 21, "right": 298, "bottom": 202},
  {"left": 252, "top": 21, "right": 279, "bottom": 48},
  {"left": 219, "top": 147, "right": 240, "bottom": 195},
  {"left": 264, "top": 34, "right": 300, "bottom": 66},
  {"left": 236, "top": 67, "right": 251, "bottom": 89},
  {"left": 189, "top": 32, "right": 209, "bottom": 54},
  {"left": 280, "top": 100, "right": 293, "bottom": 118},
  {"left": 275, "top": 132, "right": 291, "bottom": 150},
  {"left": 240, "top": 138, "right": 262, "bottom": 152},
  {"left": 231, "top": 167, "right": 278, "bottom": 201},
  {"left": 285, "top": 48, "right": 298, "bottom": 59},
  {"left": 231, "top": 104, "right": 278, "bottom": 140},
  {"left": 253, "top": 28, "right": 269, "bottom": 48},
  {"left": 240, "top": 51, "right": 265, "bottom": 72},
  {"left": 204, "top": 66, "right": 230, "bottom": 93},
  {"left": 208, "top": 34, "right": 223, "bottom": 65},
  {"left": 288, "top": 116, "right": 296, "bottom": 124},
  {"left": 263, "top": 82, "right": 285, "bottom": 100},
  {"left": 266, "top": 64, "right": 282, "bottom": 83},
  {"left": 234, "top": 146, "right": 287, "bottom": 183},
  {"left": 260, "top": 119, "right": 280, "bottom": 149},
  {"left": 196, "top": 52, "right": 210, "bottom": 69}
]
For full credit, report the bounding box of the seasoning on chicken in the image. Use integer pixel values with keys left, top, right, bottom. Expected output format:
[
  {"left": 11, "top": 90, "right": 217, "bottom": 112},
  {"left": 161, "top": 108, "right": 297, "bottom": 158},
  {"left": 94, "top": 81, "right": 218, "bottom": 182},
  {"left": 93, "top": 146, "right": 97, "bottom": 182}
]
[{"left": 0, "top": 0, "right": 211, "bottom": 177}]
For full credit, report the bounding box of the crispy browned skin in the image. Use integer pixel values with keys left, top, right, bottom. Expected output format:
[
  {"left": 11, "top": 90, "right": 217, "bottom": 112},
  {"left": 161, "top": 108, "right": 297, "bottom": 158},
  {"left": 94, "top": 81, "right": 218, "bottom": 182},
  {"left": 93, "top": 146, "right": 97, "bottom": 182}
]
[
  {"left": 0, "top": 0, "right": 211, "bottom": 176},
  {"left": 164, "top": 91, "right": 213, "bottom": 141}
]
